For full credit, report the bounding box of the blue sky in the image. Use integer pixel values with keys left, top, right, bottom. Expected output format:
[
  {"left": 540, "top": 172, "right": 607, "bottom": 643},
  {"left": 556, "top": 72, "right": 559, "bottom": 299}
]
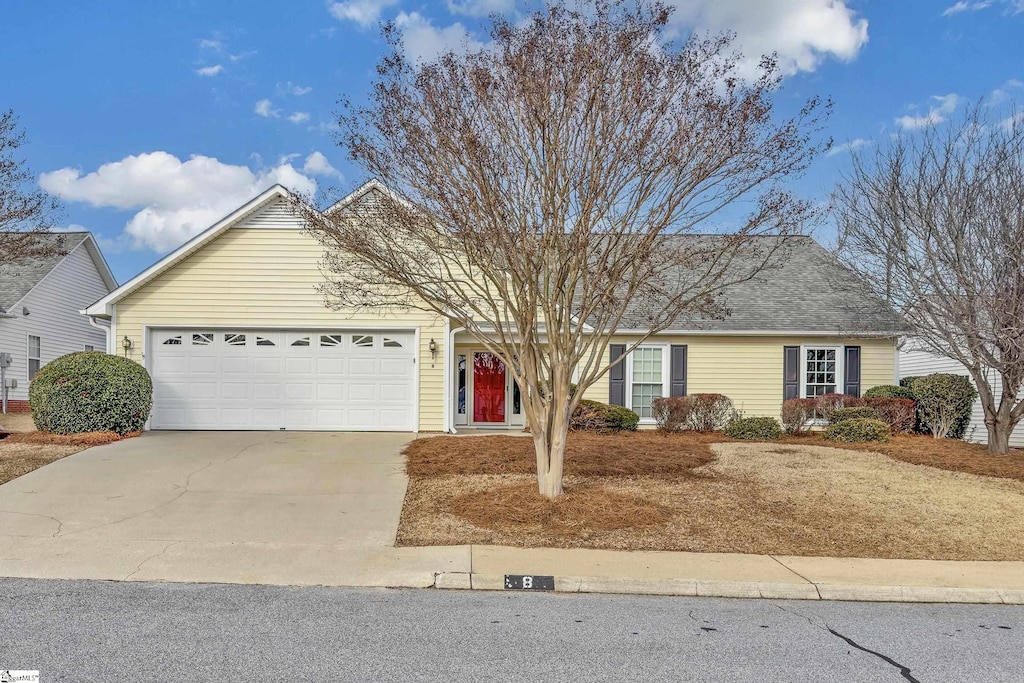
[{"left": 2, "top": 0, "right": 1022, "bottom": 283}]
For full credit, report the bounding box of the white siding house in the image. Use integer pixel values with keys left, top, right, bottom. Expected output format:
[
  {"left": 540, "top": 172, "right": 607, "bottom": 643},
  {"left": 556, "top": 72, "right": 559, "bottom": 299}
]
[
  {"left": 899, "top": 345, "right": 1024, "bottom": 448},
  {"left": 0, "top": 233, "right": 117, "bottom": 410}
]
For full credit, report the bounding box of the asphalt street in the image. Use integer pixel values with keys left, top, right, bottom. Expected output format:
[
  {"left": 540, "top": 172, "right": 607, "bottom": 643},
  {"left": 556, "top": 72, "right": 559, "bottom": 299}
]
[{"left": 1, "top": 579, "right": 1022, "bottom": 682}]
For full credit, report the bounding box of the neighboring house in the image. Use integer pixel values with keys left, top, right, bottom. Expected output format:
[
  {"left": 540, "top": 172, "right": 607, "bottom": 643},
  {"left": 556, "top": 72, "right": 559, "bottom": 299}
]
[
  {"left": 0, "top": 232, "right": 117, "bottom": 411},
  {"left": 899, "top": 345, "right": 1023, "bottom": 447},
  {"left": 84, "top": 183, "right": 901, "bottom": 433}
]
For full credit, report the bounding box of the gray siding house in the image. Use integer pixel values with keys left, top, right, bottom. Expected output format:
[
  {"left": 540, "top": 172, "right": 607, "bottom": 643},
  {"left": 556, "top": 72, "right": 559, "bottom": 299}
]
[{"left": 0, "top": 232, "right": 116, "bottom": 411}]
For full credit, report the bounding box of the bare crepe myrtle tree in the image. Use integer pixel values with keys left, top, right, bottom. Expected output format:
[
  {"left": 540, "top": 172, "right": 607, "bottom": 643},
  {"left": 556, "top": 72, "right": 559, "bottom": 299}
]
[
  {"left": 834, "top": 102, "right": 1024, "bottom": 454},
  {"left": 0, "top": 109, "right": 63, "bottom": 265},
  {"left": 297, "top": 1, "right": 829, "bottom": 497}
]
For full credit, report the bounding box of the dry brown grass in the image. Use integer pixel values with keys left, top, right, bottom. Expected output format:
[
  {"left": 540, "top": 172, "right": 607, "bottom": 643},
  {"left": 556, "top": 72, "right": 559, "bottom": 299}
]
[
  {"left": 0, "top": 412, "right": 35, "bottom": 433},
  {"left": 0, "top": 442, "right": 83, "bottom": 485},
  {"left": 404, "top": 432, "right": 716, "bottom": 477},
  {"left": 4, "top": 430, "right": 140, "bottom": 446},
  {"left": 397, "top": 432, "right": 1024, "bottom": 560}
]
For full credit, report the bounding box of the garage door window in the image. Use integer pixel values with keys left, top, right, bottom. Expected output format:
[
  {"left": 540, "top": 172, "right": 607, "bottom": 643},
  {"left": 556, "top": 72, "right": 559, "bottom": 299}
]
[
  {"left": 162, "top": 335, "right": 183, "bottom": 345},
  {"left": 291, "top": 336, "right": 310, "bottom": 347},
  {"left": 225, "top": 333, "right": 246, "bottom": 346},
  {"left": 256, "top": 336, "right": 276, "bottom": 347},
  {"left": 192, "top": 333, "right": 213, "bottom": 346},
  {"left": 352, "top": 334, "right": 374, "bottom": 348},
  {"left": 383, "top": 337, "right": 404, "bottom": 348}
]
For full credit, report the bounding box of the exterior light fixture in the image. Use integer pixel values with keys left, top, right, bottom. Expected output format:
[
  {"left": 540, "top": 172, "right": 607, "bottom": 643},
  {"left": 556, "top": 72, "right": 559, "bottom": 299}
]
[
  {"left": 428, "top": 338, "right": 438, "bottom": 360},
  {"left": 122, "top": 335, "right": 132, "bottom": 356}
]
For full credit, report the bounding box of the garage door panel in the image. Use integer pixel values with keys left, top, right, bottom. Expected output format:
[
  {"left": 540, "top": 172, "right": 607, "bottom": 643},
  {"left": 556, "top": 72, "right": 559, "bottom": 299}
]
[{"left": 150, "top": 328, "right": 416, "bottom": 431}]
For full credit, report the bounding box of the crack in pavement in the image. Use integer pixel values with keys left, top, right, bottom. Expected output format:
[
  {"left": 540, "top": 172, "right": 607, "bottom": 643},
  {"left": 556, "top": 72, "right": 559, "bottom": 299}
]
[
  {"left": 123, "top": 541, "right": 179, "bottom": 580},
  {"left": 826, "top": 626, "right": 922, "bottom": 683},
  {"left": 0, "top": 509, "right": 64, "bottom": 537},
  {"left": 774, "top": 604, "right": 920, "bottom": 682},
  {"left": 769, "top": 556, "right": 823, "bottom": 599}
]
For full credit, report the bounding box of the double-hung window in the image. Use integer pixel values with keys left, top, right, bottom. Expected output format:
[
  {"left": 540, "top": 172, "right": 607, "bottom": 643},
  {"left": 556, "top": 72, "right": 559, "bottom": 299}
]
[
  {"left": 28, "top": 335, "right": 41, "bottom": 380},
  {"left": 802, "top": 345, "right": 841, "bottom": 397},
  {"left": 628, "top": 346, "right": 668, "bottom": 419}
]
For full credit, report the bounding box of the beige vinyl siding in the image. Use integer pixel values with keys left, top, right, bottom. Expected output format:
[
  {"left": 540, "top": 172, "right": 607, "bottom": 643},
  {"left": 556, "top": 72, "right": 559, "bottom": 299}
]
[
  {"left": 115, "top": 224, "right": 446, "bottom": 431},
  {"left": 582, "top": 336, "right": 897, "bottom": 419}
]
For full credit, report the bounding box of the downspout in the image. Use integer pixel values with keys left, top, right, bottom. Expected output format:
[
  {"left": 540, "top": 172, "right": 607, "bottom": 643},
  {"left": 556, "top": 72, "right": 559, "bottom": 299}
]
[
  {"left": 448, "top": 325, "right": 465, "bottom": 434},
  {"left": 85, "top": 313, "right": 112, "bottom": 354}
]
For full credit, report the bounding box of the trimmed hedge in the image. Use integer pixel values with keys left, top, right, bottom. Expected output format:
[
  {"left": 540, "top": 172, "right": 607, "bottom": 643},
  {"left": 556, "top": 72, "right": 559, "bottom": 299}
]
[
  {"left": 829, "top": 406, "right": 880, "bottom": 423},
  {"left": 864, "top": 397, "right": 916, "bottom": 434},
  {"left": 910, "top": 374, "right": 977, "bottom": 440},
  {"left": 651, "top": 396, "right": 692, "bottom": 433},
  {"left": 814, "top": 393, "right": 866, "bottom": 422},
  {"left": 689, "top": 393, "right": 735, "bottom": 432},
  {"left": 724, "top": 416, "right": 783, "bottom": 440},
  {"left": 823, "top": 418, "right": 890, "bottom": 443},
  {"left": 780, "top": 398, "right": 817, "bottom": 435},
  {"left": 570, "top": 400, "right": 639, "bottom": 433},
  {"left": 864, "top": 384, "right": 916, "bottom": 401},
  {"left": 29, "top": 352, "right": 153, "bottom": 435}
]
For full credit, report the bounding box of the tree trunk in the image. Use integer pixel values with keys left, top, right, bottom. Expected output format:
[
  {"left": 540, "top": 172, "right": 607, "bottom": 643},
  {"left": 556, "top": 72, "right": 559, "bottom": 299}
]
[
  {"left": 532, "top": 407, "right": 568, "bottom": 498},
  {"left": 985, "top": 415, "right": 1014, "bottom": 455}
]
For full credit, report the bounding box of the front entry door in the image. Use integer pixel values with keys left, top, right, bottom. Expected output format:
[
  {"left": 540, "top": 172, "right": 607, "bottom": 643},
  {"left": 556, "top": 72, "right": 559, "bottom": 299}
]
[{"left": 473, "top": 352, "right": 506, "bottom": 423}]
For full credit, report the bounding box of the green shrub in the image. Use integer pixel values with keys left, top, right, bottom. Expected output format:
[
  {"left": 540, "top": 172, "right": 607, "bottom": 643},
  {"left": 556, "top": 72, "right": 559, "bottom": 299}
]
[
  {"left": 651, "top": 396, "right": 692, "bottom": 433},
  {"left": 863, "top": 384, "right": 916, "bottom": 401},
  {"left": 29, "top": 352, "right": 153, "bottom": 435},
  {"left": 899, "top": 376, "right": 922, "bottom": 389},
  {"left": 813, "top": 393, "right": 866, "bottom": 422},
  {"left": 688, "top": 393, "right": 734, "bottom": 432},
  {"left": 823, "top": 418, "right": 890, "bottom": 443},
  {"left": 910, "top": 374, "right": 977, "bottom": 440},
  {"left": 829, "top": 406, "right": 880, "bottom": 423},
  {"left": 780, "top": 398, "right": 817, "bottom": 435},
  {"left": 724, "top": 416, "right": 782, "bottom": 440},
  {"left": 570, "top": 400, "right": 639, "bottom": 433}
]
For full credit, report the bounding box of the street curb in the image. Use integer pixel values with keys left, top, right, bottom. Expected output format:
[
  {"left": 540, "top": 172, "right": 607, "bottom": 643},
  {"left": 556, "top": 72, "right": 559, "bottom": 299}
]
[{"left": 434, "top": 572, "right": 1024, "bottom": 604}]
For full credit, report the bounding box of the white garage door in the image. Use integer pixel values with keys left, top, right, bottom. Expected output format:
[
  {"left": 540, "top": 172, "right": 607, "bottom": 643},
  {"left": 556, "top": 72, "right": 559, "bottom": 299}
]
[{"left": 149, "top": 329, "right": 416, "bottom": 431}]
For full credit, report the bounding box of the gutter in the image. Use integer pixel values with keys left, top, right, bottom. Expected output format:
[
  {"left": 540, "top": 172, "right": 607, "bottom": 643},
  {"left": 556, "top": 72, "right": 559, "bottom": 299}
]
[{"left": 85, "top": 313, "right": 112, "bottom": 354}]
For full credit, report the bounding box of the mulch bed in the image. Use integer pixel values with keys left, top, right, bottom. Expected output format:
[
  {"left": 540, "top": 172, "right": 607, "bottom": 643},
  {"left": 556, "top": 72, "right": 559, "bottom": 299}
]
[
  {"left": 397, "top": 431, "right": 1024, "bottom": 559},
  {"left": 3, "top": 430, "right": 142, "bottom": 446},
  {"left": 779, "top": 434, "right": 1024, "bottom": 482}
]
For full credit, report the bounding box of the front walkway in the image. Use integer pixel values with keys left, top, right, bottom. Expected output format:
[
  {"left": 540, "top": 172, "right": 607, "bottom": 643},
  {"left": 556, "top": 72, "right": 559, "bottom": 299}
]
[{"left": 0, "top": 431, "right": 468, "bottom": 586}]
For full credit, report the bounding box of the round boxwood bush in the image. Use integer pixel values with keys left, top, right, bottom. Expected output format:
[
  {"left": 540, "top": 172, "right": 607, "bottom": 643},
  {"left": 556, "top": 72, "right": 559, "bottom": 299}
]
[
  {"left": 724, "top": 416, "right": 782, "bottom": 440},
  {"left": 828, "top": 406, "right": 880, "bottom": 423},
  {"left": 29, "top": 352, "right": 153, "bottom": 435},
  {"left": 823, "top": 418, "right": 890, "bottom": 443},
  {"left": 570, "top": 400, "right": 639, "bottom": 433},
  {"left": 863, "top": 384, "right": 916, "bottom": 401},
  {"left": 910, "top": 374, "right": 977, "bottom": 440}
]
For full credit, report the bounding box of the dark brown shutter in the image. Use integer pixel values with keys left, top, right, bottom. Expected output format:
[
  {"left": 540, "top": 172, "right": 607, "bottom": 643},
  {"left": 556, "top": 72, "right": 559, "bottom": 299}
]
[
  {"left": 670, "top": 345, "right": 687, "bottom": 397},
  {"left": 609, "top": 344, "right": 626, "bottom": 406},
  {"left": 844, "top": 346, "right": 861, "bottom": 397},
  {"left": 783, "top": 346, "right": 800, "bottom": 400}
]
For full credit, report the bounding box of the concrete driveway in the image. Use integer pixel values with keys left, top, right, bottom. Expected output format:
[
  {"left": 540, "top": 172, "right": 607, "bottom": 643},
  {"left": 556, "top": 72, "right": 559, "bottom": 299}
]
[{"left": 0, "top": 432, "right": 468, "bottom": 586}]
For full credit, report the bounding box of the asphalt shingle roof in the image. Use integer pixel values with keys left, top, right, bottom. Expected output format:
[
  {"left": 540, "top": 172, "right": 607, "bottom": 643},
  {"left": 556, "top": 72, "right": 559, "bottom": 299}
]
[
  {"left": 0, "top": 233, "right": 88, "bottom": 312},
  {"left": 617, "top": 235, "right": 901, "bottom": 333}
]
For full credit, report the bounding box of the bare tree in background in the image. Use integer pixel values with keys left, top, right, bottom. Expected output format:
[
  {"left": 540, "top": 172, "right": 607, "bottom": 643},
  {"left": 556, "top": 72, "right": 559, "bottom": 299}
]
[
  {"left": 0, "top": 109, "right": 62, "bottom": 266},
  {"left": 834, "top": 103, "right": 1024, "bottom": 454},
  {"left": 299, "top": 1, "right": 829, "bottom": 497}
]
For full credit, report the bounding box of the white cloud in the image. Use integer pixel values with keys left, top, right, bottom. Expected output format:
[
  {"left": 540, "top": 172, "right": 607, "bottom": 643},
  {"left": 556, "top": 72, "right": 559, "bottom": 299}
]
[
  {"left": 199, "top": 38, "right": 223, "bottom": 50},
  {"left": 827, "top": 138, "right": 873, "bottom": 157},
  {"left": 39, "top": 152, "right": 317, "bottom": 252},
  {"left": 895, "top": 94, "right": 962, "bottom": 131},
  {"left": 666, "top": 0, "right": 869, "bottom": 77},
  {"left": 446, "top": 0, "right": 515, "bottom": 17},
  {"left": 288, "top": 112, "right": 311, "bottom": 124},
  {"left": 278, "top": 81, "right": 313, "bottom": 96},
  {"left": 195, "top": 64, "right": 224, "bottom": 77},
  {"left": 943, "top": 0, "right": 1024, "bottom": 15},
  {"left": 990, "top": 78, "right": 1024, "bottom": 105},
  {"left": 302, "top": 151, "right": 344, "bottom": 180},
  {"left": 254, "top": 99, "right": 281, "bottom": 118},
  {"left": 328, "top": 0, "right": 399, "bottom": 27},
  {"left": 394, "top": 11, "right": 483, "bottom": 63}
]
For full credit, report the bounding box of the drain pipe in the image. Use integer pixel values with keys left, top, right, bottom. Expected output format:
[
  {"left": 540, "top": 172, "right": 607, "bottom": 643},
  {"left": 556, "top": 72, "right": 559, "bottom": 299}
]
[{"left": 85, "top": 313, "right": 112, "bottom": 354}]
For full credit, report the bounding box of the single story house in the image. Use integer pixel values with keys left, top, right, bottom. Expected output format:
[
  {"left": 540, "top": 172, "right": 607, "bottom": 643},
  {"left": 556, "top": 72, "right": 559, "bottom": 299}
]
[
  {"left": 84, "top": 182, "right": 901, "bottom": 432},
  {"left": 1, "top": 232, "right": 117, "bottom": 411}
]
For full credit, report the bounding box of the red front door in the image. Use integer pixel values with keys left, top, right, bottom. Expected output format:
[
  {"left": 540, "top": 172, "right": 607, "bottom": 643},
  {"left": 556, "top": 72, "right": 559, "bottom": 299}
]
[{"left": 473, "top": 352, "right": 506, "bottom": 423}]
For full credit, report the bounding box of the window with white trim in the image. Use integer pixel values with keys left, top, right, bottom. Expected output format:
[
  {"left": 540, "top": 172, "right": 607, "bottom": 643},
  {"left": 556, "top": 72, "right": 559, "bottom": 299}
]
[
  {"left": 803, "top": 346, "right": 841, "bottom": 397},
  {"left": 84, "top": 344, "right": 94, "bottom": 352},
  {"left": 28, "top": 335, "right": 41, "bottom": 380},
  {"left": 628, "top": 346, "right": 666, "bottom": 419}
]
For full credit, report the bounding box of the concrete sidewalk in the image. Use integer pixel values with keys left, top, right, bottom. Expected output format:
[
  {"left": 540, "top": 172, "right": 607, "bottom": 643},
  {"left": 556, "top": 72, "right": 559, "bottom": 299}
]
[{"left": 433, "top": 546, "right": 1024, "bottom": 605}]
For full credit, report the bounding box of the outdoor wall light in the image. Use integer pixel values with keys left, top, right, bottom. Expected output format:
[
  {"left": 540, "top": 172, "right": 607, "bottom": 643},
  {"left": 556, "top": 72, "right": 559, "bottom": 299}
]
[
  {"left": 428, "top": 338, "right": 438, "bottom": 360},
  {"left": 122, "top": 335, "right": 132, "bottom": 356}
]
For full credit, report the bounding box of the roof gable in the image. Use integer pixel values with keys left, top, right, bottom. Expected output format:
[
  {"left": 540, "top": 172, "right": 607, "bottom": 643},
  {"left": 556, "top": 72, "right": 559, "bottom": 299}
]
[
  {"left": 0, "top": 232, "right": 115, "bottom": 312},
  {"left": 85, "top": 185, "right": 294, "bottom": 317}
]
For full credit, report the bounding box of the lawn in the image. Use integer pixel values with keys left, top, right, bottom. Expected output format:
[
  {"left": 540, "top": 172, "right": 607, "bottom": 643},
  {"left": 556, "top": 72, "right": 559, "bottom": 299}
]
[
  {"left": 0, "top": 412, "right": 134, "bottom": 486},
  {"left": 397, "top": 431, "right": 1024, "bottom": 561}
]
